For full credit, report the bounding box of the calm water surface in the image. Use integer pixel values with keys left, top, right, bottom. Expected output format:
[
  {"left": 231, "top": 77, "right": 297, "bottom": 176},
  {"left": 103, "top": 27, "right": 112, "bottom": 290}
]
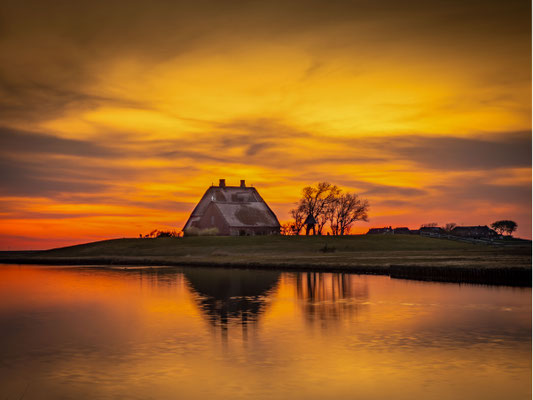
[{"left": 0, "top": 265, "right": 530, "bottom": 400}]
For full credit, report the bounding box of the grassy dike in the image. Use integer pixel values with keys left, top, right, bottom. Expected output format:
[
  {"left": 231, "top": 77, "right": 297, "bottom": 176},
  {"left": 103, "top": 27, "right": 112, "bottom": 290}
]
[{"left": 0, "top": 235, "right": 531, "bottom": 286}]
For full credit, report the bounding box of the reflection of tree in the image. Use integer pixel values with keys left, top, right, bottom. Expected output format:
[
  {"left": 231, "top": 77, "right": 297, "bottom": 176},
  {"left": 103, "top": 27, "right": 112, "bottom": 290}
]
[
  {"left": 182, "top": 268, "right": 280, "bottom": 330},
  {"left": 294, "top": 272, "right": 369, "bottom": 325}
]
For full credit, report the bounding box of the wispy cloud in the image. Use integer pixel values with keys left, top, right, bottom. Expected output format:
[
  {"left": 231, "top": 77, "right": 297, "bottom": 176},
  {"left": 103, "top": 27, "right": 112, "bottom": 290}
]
[
  {"left": 380, "top": 133, "right": 532, "bottom": 170},
  {"left": 0, "top": 0, "right": 530, "bottom": 247}
]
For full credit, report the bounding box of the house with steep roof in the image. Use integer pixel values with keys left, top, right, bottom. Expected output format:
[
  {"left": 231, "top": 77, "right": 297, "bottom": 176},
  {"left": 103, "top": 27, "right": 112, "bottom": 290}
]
[{"left": 183, "top": 179, "right": 280, "bottom": 236}]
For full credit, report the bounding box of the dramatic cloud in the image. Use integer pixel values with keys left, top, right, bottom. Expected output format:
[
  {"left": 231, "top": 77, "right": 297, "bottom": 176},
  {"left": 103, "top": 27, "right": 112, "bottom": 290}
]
[
  {"left": 430, "top": 180, "right": 532, "bottom": 207},
  {"left": 383, "top": 133, "right": 532, "bottom": 170},
  {"left": 0, "top": 157, "right": 110, "bottom": 197},
  {"left": 0, "top": 127, "right": 116, "bottom": 157},
  {"left": 0, "top": 0, "right": 530, "bottom": 248}
]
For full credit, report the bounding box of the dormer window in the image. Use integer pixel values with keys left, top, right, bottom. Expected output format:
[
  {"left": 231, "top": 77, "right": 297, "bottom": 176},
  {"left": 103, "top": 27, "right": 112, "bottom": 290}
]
[{"left": 214, "top": 190, "right": 227, "bottom": 202}]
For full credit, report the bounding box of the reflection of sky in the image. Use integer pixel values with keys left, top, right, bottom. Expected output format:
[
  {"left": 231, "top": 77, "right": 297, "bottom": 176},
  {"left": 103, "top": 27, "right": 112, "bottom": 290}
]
[
  {"left": 0, "top": 265, "right": 530, "bottom": 400},
  {"left": 0, "top": 0, "right": 531, "bottom": 249}
]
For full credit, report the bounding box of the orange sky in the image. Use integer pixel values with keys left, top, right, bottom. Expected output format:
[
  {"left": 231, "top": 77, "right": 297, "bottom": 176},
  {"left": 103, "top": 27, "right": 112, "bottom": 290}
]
[{"left": 0, "top": 0, "right": 531, "bottom": 249}]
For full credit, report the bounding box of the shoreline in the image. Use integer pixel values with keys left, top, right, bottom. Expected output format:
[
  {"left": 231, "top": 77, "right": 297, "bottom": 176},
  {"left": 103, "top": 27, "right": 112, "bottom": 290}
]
[{"left": 1, "top": 256, "right": 530, "bottom": 287}]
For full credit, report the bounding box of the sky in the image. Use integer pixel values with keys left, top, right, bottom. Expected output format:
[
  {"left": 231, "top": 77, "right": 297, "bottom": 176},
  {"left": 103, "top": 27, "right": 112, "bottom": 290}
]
[{"left": 0, "top": 0, "right": 531, "bottom": 249}]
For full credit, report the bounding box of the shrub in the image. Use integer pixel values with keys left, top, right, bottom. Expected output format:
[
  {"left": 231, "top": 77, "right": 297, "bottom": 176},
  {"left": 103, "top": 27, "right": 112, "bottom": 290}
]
[
  {"left": 183, "top": 227, "right": 200, "bottom": 236},
  {"left": 199, "top": 227, "right": 219, "bottom": 236},
  {"left": 319, "top": 243, "right": 336, "bottom": 253}
]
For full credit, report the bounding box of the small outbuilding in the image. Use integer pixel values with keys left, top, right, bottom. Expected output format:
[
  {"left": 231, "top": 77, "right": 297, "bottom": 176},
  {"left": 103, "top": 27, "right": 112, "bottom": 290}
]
[
  {"left": 366, "top": 227, "right": 393, "bottom": 234},
  {"left": 183, "top": 179, "right": 280, "bottom": 236}
]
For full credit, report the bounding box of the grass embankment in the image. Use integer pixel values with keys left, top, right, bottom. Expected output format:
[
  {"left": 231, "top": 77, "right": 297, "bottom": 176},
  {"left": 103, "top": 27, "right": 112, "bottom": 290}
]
[{"left": 0, "top": 235, "right": 530, "bottom": 286}]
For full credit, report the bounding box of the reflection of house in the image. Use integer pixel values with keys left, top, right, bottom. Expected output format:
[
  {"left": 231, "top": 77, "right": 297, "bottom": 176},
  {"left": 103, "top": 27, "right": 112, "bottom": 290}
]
[
  {"left": 451, "top": 225, "right": 498, "bottom": 239},
  {"left": 182, "top": 267, "right": 280, "bottom": 327},
  {"left": 183, "top": 179, "right": 280, "bottom": 236}
]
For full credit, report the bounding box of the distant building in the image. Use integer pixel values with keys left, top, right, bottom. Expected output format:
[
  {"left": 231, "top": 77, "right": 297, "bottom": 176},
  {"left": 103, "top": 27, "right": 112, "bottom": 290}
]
[
  {"left": 183, "top": 179, "right": 280, "bottom": 236},
  {"left": 393, "top": 227, "right": 411, "bottom": 234},
  {"left": 419, "top": 226, "right": 445, "bottom": 235},
  {"left": 366, "top": 227, "right": 393, "bottom": 234},
  {"left": 367, "top": 227, "right": 413, "bottom": 235},
  {"left": 451, "top": 225, "right": 498, "bottom": 239}
]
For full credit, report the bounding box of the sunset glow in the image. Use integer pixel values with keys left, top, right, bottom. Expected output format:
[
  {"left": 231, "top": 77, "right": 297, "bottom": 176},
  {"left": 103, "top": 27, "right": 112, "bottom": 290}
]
[{"left": 0, "top": 0, "right": 531, "bottom": 248}]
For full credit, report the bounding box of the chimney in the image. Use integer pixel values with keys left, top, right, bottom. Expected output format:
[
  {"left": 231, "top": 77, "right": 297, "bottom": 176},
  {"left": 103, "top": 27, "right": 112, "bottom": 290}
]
[
  {"left": 240, "top": 179, "right": 246, "bottom": 187},
  {"left": 219, "top": 179, "right": 226, "bottom": 187}
]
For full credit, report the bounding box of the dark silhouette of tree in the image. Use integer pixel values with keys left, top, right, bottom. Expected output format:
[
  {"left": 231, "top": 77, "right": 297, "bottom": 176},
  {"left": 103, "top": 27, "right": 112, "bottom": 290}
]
[
  {"left": 289, "top": 183, "right": 370, "bottom": 235},
  {"left": 328, "top": 192, "right": 369, "bottom": 235},
  {"left": 444, "top": 222, "right": 457, "bottom": 233},
  {"left": 315, "top": 213, "right": 328, "bottom": 235},
  {"left": 299, "top": 182, "right": 340, "bottom": 220},
  {"left": 289, "top": 208, "right": 306, "bottom": 235},
  {"left": 491, "top": 220, "right": 517, "bottom": 236},
  {"left": 291, "top": 182, "right": 340, "bottom": 235},
  {"left": 421, "top": 222, "right": 438, "bottom": 228}
]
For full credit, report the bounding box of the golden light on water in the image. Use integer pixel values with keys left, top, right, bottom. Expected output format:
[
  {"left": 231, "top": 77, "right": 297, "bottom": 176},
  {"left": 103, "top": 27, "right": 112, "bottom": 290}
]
[{"left": 0, "top": 266, "right": 530, "bottom": 399}]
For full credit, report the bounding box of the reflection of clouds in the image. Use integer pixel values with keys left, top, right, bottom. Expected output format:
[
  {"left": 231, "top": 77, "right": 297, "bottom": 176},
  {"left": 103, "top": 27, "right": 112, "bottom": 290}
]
[{"left": 293, "top": 272, "right": 369, "bottom": 327}]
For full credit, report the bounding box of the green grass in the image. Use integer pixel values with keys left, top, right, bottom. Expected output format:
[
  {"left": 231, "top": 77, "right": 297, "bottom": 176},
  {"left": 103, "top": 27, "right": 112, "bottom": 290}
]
[
  {"left": 42, "top": 234, "right": 474, "bottom": 257},
  {"left": 30, "top": 234, "right": 530, "bottom": 269},
  {"left": 1, "top": 235, "right": 530, "bottom": 285}
]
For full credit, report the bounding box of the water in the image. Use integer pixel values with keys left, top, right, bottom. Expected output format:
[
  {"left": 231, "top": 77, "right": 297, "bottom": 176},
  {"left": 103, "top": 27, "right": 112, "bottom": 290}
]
[{"left": 0, "top": 265, "right": 530, "bottom": 400}]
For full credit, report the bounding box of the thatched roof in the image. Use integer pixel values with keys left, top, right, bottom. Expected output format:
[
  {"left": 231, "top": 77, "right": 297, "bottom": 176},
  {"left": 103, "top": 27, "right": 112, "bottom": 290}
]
[
  {"left": 183, "top": 181, "right": 280, "bottom": 230},
  {"left": 214, "top": 203, "right": 278, "bottom": 227}
]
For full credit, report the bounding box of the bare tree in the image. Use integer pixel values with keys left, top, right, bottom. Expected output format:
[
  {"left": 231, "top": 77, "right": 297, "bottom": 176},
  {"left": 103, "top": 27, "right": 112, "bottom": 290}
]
[
  {"left": 289, "top": 207, "right": 306, "bottom": 235},
  {"left": 326, "top": 200, "right": 339, "bottom": 236},
  {"left": 444, "top": 222, "right": 457, "bottom": 233},
  {"left": 300, "top": 182, "right": 340, "bottom": 219},
  {"left": 296, "top": 182, "right": 340, "bottom": 235},
  {"left": 421, "top": 222, "right": 438, "bottom": 228},
  {"left": 328, "top": 193, "right": 369, "bottom": 235},
  {"left": 315, "top": 213, "right": 328, "bottom": 235}
]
